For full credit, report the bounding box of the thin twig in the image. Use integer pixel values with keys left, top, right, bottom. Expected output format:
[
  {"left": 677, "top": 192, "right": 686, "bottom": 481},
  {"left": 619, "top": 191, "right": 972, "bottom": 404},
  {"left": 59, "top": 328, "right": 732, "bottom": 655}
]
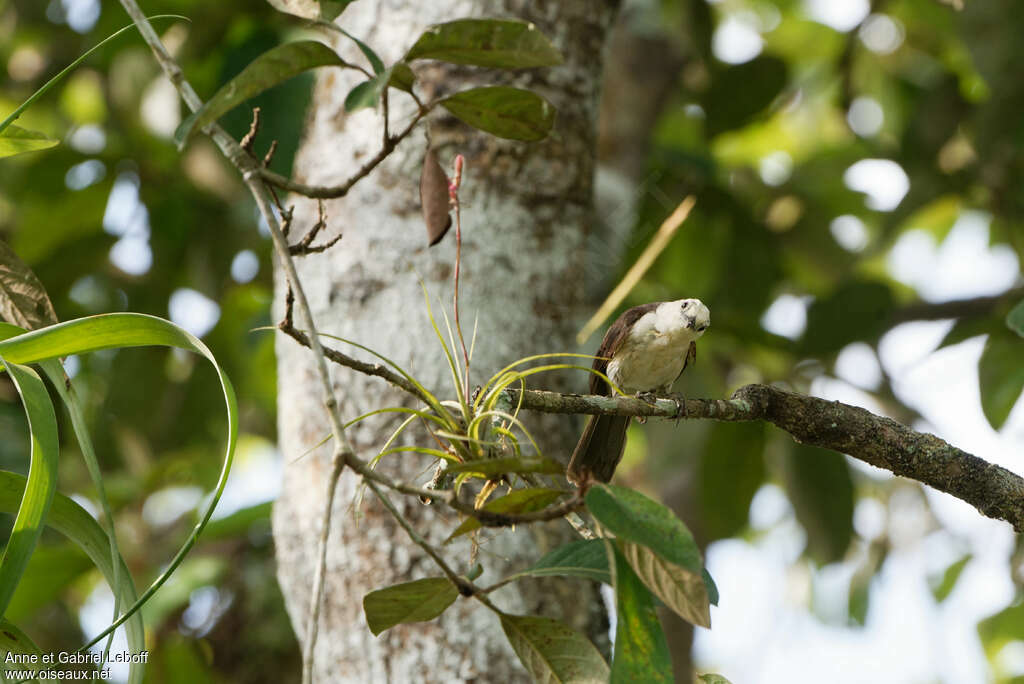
[
  {"left": 240, "top": 107, "right": 261, "bottom": 155},
  {"left": 302, "top": 451, "right": 344, "bottom": 683},
  {"left": 363, "top": 477, "right": 476, "bottom": 595},
  {"left": 256, "top": 107, "right": 430, "bottom": 199},
  {"left": 116, "top": 6, "right": 360, "bottom": 683}
]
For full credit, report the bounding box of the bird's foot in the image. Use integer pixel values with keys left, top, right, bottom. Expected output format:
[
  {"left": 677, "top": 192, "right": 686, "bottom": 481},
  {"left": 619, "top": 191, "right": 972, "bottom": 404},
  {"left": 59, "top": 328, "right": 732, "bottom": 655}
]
[
  {"left": 669, "top": 392, "right": 687, "bottom": 423},
  {"left": 635, "top": 391, "right": 660, "bottom": 424}
]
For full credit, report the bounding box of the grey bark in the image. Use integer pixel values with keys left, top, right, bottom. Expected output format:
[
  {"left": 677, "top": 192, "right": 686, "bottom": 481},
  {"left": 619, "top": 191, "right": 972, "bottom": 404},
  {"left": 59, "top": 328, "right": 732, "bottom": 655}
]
[{"left": 272, "top": 1, "right": 618, "bottom": 681}]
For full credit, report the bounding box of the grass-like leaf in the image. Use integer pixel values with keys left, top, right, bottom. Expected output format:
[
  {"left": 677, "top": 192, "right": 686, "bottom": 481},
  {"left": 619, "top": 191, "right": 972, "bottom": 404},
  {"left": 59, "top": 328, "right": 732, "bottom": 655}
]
[
  {"left": 0, "top": 359, "right": 59, "bottom": 619},
  {"left": 446, "top": 488, "right": 563, "bottom": 542},
  {"left": 0, "top": 313, "right": 237, "bottom": 655},
  {"left": 0, "top": 471, "right": 144, "bottom": 683},
  {"left": 0, "top": 15, "right": 187, "bottom": 139}
]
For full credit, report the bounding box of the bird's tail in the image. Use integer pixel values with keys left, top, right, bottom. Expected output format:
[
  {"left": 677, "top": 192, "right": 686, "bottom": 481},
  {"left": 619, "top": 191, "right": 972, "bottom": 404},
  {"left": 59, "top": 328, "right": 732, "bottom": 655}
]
[{"left": 567, "top": 414, "right": 631, "bottom": 485}]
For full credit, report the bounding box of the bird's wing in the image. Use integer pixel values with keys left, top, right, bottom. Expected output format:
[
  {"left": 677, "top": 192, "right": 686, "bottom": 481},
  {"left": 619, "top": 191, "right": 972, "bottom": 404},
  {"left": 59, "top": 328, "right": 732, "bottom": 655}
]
[{"left": 590, "top": 302, "right": 659, "bottom": 395}]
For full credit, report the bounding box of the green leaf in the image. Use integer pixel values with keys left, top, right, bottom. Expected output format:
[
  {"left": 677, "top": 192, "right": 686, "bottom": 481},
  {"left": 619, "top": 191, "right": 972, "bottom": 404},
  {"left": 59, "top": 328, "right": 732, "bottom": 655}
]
[
  {"left": 444, "top": 456, "right": 565, "bottom": 477},
  {"left": 698, "top": 675, "right": 734, "bottom": 684},
  {"left": 801, "top": 280, "right": 894, "bottom": 354},
  {"left": 344, "top": 72, "right": 388, "bottom": 111},
  {"left": 931, "top": 554, "right": 970, "bottom": 603},
  {"left": 446, "top": 488, "right": 563, "bottom": 541},
  {"left": 585, "top": 484, "right": 702, "bottom": 575},
  {"left": 697, "top": 422, "right": 765, "bottom": 540},
  {"left": 264, "top": 0, "right": 354, "bottom": 21},
  {"left": 0, "top": 313, "right": 237, "bottom": 656},
  {"left": 979, "top": 600, "right": 1024, "bottom": 660},
  {"left": 1006, "top": 299, "right": 1024, "bottom": 338},
  {"left": 363, "top": 577, "right": 458, "bottom": 636},
  {"left": 0, "top": 360, "right": 59, "bottom": 618},
  {"left": 319, "top": 1, "right": 353, "bottom": 21},
  {"left": 175, "top": 41, "right": 350, "bottom": 146},
  {"left": 0, "top": 16, "right": 186, "bottom": 138},
  {"left": 618, "top": 540, "right": 711, "bottom": 628},
  {"left": 511, "top": 539, "right": 612, "bottom": 585},
  {"left": 610, "top": 546, "right": 672, "bottom": 684},
  {"left": 585, "top": 484, "right": 710, "bottom": 627},
  {"left": 782, "top": 443, "right": 854, "bottom": 564},
  {"left": 0, "top": 125, "right": 59, "bottom": 158},
  {"left": 0, "top": 471, "right": 144, "bottom": 684},
  {"left": 704, "top": 56, "right": 787, "bottom": 138},
  {"left": 978, "top": 329, "right": 1024, "bottom": 430},
  {"left": 499, "top": 614, "right": 609, "bottom": 683},
  {"left": 335, "top": 26, "right": 385, "bottom": 75},
  {"left": 702, "top": 568, "right": 719, "bottom": 607},
  {"left": 938, "top": 316, "right": 1001, "bottom": 350},
  {"left": 439, "top": 87, "right": 555, "bottom": 141},
  {"left": 5, "top": 544, "right": 93, "bottom": 624},
  {"left": 405, "top": 19, "right": 563, "bottom": 69},
  {"left": 0, "top": 240, "right": 59, "bottom": 330},
  {"left": 388, "top": 62, "right": 416, "bottom": 93}
]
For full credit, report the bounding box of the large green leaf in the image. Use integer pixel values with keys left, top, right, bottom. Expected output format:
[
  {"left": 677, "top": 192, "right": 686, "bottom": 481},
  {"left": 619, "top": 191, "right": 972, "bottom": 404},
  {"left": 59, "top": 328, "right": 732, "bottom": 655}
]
[
  {"left": 618, "top": 540, "right": 711, "bottom": 629},
  {"left": 782, "top": 443, "right": 854, "bottom": 564},
  {"left": 405, "top": 19, "right": 563, "bottom": 68},
  {"left": 0, "top": 360, "right": 59, "bottom": 618},
  {"left": 446, "top": 488, "right": 563, "bottom": 541},
  {"left": 175, "top": 41, "right": 351, "bottom": 146},
  {"left": 610, "top": 546, "right": 672, "bottom": 684},
  {"left": 585, "top": 484, "right": 702, "bottom": 575},
  {"left": 978, "top": 329, "right": 1024, "bottom": 430},
  {"left": 362, "top": 577, "right": 458, "bottom": 636},
  {"left": 439, "top": 87, "right": 556, "bottom": 141},
  {"left": 586, "top": 484, "right": 710, "bottom": 627},
  {"left": 499, "top": 614, "right": 609, "bottom": 683},
  {"left": 0, "top": 125, "right": 58, "bottom": 159}
]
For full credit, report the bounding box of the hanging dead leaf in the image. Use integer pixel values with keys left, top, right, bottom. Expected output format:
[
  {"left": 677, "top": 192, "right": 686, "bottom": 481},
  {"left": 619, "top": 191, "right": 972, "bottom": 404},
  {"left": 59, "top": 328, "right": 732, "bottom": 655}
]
[
  {"left": 0, "top": 240, "right": 58, "bottom": 330},
  {"left": 420, "top": 147, "right": 452, "bottom": 246}
]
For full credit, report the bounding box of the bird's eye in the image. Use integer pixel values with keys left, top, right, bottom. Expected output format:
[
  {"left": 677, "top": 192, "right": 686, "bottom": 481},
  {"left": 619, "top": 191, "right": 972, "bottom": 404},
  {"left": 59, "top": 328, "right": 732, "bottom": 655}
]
[{"left": 681, "top": 301, "right": 690, "bottom": 310}]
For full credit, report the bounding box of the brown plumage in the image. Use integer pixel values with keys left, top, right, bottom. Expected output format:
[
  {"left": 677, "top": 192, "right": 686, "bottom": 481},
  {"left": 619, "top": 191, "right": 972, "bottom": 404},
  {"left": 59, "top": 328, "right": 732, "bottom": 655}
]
[{"left": 567, "top": 300, "right": 706, "bottom": 485}]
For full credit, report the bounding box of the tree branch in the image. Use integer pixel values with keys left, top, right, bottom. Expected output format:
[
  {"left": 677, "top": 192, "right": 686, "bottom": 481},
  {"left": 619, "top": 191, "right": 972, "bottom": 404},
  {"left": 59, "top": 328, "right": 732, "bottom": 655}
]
[{"left": 510, "top": 384, "right": 1024, "bottom": 532}]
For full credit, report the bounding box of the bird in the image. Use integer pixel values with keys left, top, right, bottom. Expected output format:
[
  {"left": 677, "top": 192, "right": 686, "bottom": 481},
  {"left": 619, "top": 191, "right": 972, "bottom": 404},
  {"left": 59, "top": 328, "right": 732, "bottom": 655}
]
[{"left": 566, "top": 298, "right": 710, "bottom": 485}]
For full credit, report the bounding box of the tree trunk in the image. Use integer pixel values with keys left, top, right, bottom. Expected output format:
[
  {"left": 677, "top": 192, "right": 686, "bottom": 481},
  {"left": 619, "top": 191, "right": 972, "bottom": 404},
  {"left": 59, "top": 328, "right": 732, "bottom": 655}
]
[{"left": 272, "top": 1, "right": 618, "bottom": 681}]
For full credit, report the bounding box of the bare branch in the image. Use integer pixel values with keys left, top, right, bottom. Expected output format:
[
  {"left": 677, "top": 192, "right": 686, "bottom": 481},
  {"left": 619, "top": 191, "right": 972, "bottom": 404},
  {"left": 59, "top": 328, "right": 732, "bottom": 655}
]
[
  {"left": 256, "top": 106, "right": 430, "bottom": 199},
  {"left": 509, "top": 385, "right": 1024, "bottom": 532}
]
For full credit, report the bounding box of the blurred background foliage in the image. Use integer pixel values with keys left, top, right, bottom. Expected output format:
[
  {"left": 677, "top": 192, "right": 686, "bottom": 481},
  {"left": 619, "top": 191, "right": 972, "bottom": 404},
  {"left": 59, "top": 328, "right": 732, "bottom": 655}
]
[
  {"left": 1, "top": 0, "right": 1023, "bottom": 681},
  {"left": 1, "top": 0, "right": 300, "bottom": 681}
]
